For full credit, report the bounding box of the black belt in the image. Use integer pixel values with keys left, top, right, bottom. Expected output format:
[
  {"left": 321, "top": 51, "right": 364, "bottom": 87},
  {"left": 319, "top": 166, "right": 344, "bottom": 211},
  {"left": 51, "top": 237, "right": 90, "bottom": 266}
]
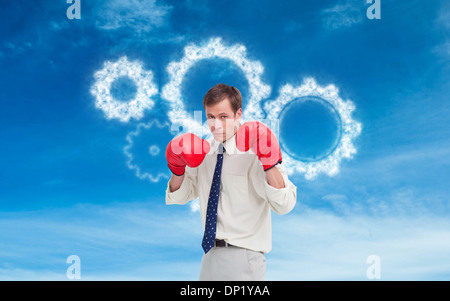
[{"left": 214, "top": 239, "right": 233, "bottom": 247}]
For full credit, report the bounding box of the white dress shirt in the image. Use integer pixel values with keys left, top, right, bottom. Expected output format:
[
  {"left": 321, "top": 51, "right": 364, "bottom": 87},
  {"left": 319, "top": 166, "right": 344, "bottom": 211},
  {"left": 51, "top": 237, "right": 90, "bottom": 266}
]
[{"left": 165, "top": 131, "right": 297, "bottom": 253}]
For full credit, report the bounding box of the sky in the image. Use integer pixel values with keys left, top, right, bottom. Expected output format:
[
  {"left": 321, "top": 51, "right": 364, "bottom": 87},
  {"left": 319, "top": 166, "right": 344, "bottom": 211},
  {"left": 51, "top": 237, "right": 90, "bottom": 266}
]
[{"left": 0, "top": 0, "right": 449, "bottom": 280}]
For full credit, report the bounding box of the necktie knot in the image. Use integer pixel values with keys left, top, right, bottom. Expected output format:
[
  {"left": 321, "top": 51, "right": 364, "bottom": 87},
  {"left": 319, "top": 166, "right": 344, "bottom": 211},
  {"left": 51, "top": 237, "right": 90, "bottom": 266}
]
[{"left": 219, "top": 143, "right": 226, "bottom": 154}]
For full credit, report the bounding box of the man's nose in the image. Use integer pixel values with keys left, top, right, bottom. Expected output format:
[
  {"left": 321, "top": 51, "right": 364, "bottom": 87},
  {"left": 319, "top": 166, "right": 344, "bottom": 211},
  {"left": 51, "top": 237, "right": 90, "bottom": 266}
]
[{"left": 213, "top": 119, "right": 223, "bottom": 130}]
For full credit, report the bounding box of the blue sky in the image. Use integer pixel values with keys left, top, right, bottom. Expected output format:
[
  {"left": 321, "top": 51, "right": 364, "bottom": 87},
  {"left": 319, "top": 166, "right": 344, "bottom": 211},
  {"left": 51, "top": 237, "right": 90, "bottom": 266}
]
[{"left": 0, "top": 0, "right": 449, "bottom": 280}]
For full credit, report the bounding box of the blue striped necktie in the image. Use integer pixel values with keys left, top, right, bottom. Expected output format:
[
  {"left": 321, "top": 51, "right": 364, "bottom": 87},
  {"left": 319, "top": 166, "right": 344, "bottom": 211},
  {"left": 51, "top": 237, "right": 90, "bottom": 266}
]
[{"left": 201, "top": 143, "right": 225, "bottom": 254}]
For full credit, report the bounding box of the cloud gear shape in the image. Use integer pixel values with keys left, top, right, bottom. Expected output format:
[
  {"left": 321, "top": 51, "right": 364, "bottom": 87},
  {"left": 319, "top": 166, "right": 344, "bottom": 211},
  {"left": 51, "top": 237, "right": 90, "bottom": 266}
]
[
  {"left": 90, "top": 56, "right": 158, "bottom": 123},
  {"left": 265, "top": 78, "right": 362, "bottom": 179},
  {"left": 90, "top": 37, "right": 362, "bottom": 180},
  {"left": 124, "top": 120, "right": 172, "bottom": 183},
  {"left": 161, "top": 37, "right": 272, "bottom": 138}
]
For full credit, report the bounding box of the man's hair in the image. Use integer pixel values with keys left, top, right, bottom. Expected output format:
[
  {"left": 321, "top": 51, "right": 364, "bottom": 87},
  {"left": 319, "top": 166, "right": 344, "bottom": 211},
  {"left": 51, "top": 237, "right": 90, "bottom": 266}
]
[{"left": 203, "top": 83, "right": 242, "bottom": 115}]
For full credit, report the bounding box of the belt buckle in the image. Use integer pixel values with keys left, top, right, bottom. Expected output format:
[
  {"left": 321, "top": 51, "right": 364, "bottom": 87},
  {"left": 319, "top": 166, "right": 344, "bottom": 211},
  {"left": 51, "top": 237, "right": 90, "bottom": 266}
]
[{"left": 214, "top": 239, "right": 228, "bottom": 247}]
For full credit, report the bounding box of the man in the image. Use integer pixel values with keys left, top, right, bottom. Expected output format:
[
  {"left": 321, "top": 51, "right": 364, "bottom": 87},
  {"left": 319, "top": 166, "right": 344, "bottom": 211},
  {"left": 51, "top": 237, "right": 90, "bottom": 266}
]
[{"left": 165, "top": 83, "right": 297, "bottom": 281}]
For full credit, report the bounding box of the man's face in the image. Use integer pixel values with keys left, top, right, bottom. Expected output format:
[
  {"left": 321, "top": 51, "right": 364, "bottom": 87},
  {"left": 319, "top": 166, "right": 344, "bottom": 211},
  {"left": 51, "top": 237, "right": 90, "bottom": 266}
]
[{"left": 205, "top": 98, "right": 242, "bottom": 142}]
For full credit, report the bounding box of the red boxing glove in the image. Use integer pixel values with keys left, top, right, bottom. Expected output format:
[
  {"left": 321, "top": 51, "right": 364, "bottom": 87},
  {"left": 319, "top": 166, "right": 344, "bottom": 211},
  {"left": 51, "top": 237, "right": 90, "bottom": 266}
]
[
  {"left": 235, "top": 121, "right": 282, "bottom": 171},
  {"left": 165, "top": 133, "right": 210, "bottom": 176}
]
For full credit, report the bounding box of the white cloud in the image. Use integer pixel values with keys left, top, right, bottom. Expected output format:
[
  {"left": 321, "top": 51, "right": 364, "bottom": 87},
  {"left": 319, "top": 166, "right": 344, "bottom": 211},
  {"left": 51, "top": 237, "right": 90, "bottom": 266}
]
[
  {"left": 0, "top": 201, "right": 203, "bottom": 280},
  {"left": 298, "top": 183, "right": 449, "bottom": 281},
  {"left": 321, "top": 1, "right": 364, "bottom": 30},
  {"left": 1, "top": 40, "right": 32, "bottom": 58},
  {"left": 268, "top": 206, "right": 450, "bottom": 280},
  {"left": 436, "top": 1, "right": 450, "bottom": 30},
  {"left": 190, "top": 198, "right": 200, "bottom": 213},
  {"left": 1, "top": 192, "right": 449, "bottom": 281},
  {"left": 93, "top": 0, "right": 173, "bottom": 33},
  {"left": 433, "top": 1, "right": 450, "bottom": 58},
  {"left": 0, "top": 268, "right": 66, "bottom": 281},
  {"left": 432, "top": 41, "right": 450, "bottom": 58}
]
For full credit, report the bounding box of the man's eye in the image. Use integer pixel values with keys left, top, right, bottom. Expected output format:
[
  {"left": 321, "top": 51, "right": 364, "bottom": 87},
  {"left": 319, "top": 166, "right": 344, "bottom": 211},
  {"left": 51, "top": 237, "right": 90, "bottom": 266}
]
[
  {"left": 208, "top": 116, "right": 214, "bottom": 119},
  {"left": 221, "top": 116, "right": 227, "bottom": 119}
]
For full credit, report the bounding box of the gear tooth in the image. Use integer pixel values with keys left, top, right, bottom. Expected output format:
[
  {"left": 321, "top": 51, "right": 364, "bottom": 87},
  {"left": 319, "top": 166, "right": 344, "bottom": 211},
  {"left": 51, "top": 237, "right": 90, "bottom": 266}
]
[
  {"left": 324, "top": 84, "right": 339, "bottom": 97},
  {"left": 236, "top": 45, "right": 246, "bottom": 56}
]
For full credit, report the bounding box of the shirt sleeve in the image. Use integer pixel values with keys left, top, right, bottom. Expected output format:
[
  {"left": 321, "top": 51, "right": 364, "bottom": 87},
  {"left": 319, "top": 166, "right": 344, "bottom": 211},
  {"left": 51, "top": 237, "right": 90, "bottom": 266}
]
[
  {"left": 165, "top": 166, "right": 199, "bottom": 205},
  {"left": 263, "top": 162, "right": 297, "bottom": 215}
]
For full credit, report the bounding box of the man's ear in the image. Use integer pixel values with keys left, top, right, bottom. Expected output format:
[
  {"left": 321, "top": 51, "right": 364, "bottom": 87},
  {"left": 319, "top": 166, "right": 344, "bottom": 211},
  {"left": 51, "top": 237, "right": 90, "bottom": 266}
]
[
  {"left": 235, "top": 108, "right": 242, "bottom": 121},
  {"left": 234, "top": 108, "right": 242, "bottom": 133}
]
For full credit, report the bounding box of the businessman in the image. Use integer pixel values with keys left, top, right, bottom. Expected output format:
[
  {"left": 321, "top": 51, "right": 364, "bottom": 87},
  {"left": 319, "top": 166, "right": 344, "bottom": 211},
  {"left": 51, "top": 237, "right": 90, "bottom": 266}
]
[{"left": 165, "top": 83, "right": 297, "bottom": 280}]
